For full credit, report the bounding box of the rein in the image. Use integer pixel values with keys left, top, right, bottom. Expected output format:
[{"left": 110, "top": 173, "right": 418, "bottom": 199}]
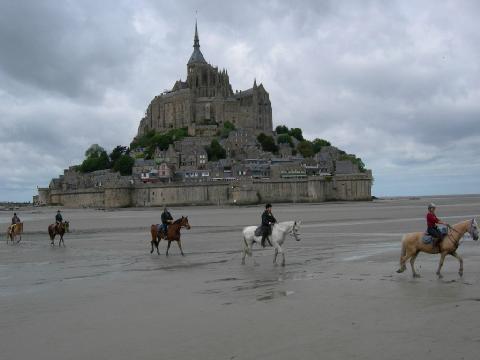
[{"left": 445, "top": 224, "right": 465, "bottom": 248}]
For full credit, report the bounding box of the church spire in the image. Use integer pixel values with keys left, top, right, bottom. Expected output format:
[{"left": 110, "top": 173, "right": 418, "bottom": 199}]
[
  {"left": 188, "top": 20, "right": 207, "bottom": 65},
  {"left": 194, "top": 20, "right": 200, "bottom": 48}
]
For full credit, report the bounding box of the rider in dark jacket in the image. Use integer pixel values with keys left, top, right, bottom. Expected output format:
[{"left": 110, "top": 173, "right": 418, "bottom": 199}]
[
  {"left": 161, "top": 207, "right": 173, "bottom": 235},
  {"left": 56, "top": 210, "right": 63, "bottom": 224},
  {"left": 55, "top": 210, "right": 63, "bottom": 231},
  {"left": 261, "top": 203, "right": 277, "bottom": 247},
  {"left": 11, "top": 213, "right": 20, "bottom": 225}
]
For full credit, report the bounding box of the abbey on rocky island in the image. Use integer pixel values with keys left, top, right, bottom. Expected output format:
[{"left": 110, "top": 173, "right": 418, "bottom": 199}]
[{"left": 137, "top": 21, "right": 273, "bottom": 137}]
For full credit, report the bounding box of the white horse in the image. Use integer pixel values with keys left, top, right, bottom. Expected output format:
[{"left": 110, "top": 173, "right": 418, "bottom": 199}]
[{"left": 241, "top": 220, "right": 301, "bottom": 266}]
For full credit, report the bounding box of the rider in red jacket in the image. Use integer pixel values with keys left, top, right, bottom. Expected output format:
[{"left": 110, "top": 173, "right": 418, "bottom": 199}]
[{"left": 426, "top": 203, "right": 446, "bottom": 247}]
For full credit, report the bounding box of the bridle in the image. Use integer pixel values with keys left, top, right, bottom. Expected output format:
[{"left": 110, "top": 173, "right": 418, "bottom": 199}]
[
  {"left": 446, "top": 219, "right": 478, "bottom": 247},
  {"left": 289, "top": 221, "right": 301, "bottom": 241}
]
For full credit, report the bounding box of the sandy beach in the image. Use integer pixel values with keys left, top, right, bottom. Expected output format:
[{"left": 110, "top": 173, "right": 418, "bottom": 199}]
[{"left": 1, "top": 195, "right": 480, "bottom": 359}]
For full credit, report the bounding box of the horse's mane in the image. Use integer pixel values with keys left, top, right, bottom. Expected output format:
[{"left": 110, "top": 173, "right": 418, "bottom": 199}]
[{"left": 173, "top": 217, "right": 183, "bottom": 224}]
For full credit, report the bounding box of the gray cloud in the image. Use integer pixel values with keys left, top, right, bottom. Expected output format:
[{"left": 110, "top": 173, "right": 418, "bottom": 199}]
[{"left": 1, "top": 0, "right": 479, "bottom": 200}]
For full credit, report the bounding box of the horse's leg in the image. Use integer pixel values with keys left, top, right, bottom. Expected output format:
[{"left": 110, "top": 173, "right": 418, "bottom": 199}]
[
  {"left": 436, "top": 252, "right": 447, "bottom": 278},
  {"left": 177, "top": 240, "right": 185, "bottom": 256},
  {"left": 398, "top": 247, "right": 415, "bottom": 274},
  {"left": 273, "top": 248, "right": 278, "bottom": 265},
  {"left": 410, "top": 251, "right": 420, "bottom": 278},
  {"left": 166, "top": 240, "right": 172, "bottom": 256},
  {"left": 451, "top": 252, "right": 463, "bottom": 277},
  {"left": 155, "top": 238, "right": 160, "bottom": 255}
]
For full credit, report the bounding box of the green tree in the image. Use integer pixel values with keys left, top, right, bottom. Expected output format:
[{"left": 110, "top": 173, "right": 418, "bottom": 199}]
[
  {"left": 312, "top": 138, "right": 331, "bottom": 153},
  {"left": 113, "top": 154, "right": 135, "bottom": 175},
  {"left": 79, "top": 144, "right": 110, "bottom": 173},
  {"left": 275, "top": 125, "right": 289, "bottom": 134},
  {"left": 206, "top": 139, "right": 226, "bottom": 161},
  {"left": 289, "top": 128, "right": 304, "bottom": 141},
  {"left": 297, "top": 140, "right": 314, "bottom": 158},
  {"left": 109, "top": 145, "right": 129, "bottom": 164},
  {"left": 219, "top": 121, "right": 236, "bottom": 138},
  {"left": 277, "top": 133, "right": 293, "bottom": 147},
  {"left": 339, "top": 154, "right": 366, "bottom": 172},
  {"left": 130, "top": 128, "right": 188, "bottom": 155},
  {"left": 257, "top": 134, "right": 278, "bottom": 153}
]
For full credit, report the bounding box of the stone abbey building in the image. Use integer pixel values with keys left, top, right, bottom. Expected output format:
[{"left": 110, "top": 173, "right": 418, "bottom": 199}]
[{"left": 137, "top": 22, "right": 273, "bottom": 137}]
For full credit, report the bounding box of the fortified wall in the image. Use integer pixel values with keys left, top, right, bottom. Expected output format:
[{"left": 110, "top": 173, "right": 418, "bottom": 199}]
[{"left": 37, "top": 173, "right": 372, "bottom": 208}]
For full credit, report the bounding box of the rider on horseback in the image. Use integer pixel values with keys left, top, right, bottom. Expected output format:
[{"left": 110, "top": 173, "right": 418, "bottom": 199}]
[
  {"left": 12, "top": 212, "right": 20, "bottom": 225},
  {"left": 161, "top": 207, "right": 173, "bottom": 236},
  {"left": 261, "top": 203, "right": 277, "bottom": 248},
  {"left": 426, "top": 203, "right": 447, "bottom": 247},
  {"left": 55, "top": 210, "right": 63, "bottom": 232},
  {"left": 10, "top": 212, "right": 20, "bottom": 235}
]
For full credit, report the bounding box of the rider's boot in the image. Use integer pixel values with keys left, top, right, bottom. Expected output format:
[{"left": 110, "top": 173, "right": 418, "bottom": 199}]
[
  {"left": 266, "top": 236, "right": 272, "bottom": 247},
  {"left": 261, "top": 234, "right": 267, "bottom": 248}
]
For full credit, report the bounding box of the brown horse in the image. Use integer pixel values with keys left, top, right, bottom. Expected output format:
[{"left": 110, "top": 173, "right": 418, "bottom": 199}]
[
  {"left": 7, "top": 222, "right": 23, "bottom": 244},
  {"left": 48, "top": 221, "right": 70, "bottom": 246},
  {"left": 150, "top": 216, "right": 191, "bottom": 256},
  {"left": 397, "top": 219, "right": 479, "bottom": 278}
]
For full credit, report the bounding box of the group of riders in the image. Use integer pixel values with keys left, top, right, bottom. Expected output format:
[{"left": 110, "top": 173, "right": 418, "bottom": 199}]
[
  {"left": 8, "top": 202, "right": 448, "bottom": 248},
  {"left": 8, "top": 210, "right": 65, "bottom": 237},
  {"left": 159, "top": 203, "right": 276, "bottom": 246}
]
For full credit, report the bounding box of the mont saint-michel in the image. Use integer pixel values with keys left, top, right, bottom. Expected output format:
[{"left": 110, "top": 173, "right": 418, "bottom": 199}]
[{"left": 35, "top": 22, "right": 372, "bottom": 208}]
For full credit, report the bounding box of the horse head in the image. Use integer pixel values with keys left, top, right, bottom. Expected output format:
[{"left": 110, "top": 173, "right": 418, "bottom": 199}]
[
  {"left": 292, "top": 220, "right": 301, "bottom": 241},
  {"left": 181, "top": 216, "right": 191, "bottom": 230},
  {"left": 470, "top": 219, "right": 479, "bottom": 241}
]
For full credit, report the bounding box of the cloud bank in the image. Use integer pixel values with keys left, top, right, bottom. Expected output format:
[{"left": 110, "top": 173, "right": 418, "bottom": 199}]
[{"left": 1, "top": 0, "right": 479, "bottom": 201}]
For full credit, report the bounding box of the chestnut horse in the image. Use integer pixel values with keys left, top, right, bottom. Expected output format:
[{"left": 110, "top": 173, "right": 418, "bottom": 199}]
[
  {"left": 397, "top": 218, "right": 479, "bottom": 278},
  {"left": 7, "top": 222, "right": 23, "bottom": 244},
  {"left": 48, "top": 221, "right": 70, "bottom": 246},
  {"left": 150, "top": 216, "right": 191, "bottom": 256}
]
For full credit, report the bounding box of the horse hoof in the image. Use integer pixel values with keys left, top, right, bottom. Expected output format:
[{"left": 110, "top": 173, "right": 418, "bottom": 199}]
[
  {"left": 437, "top": 273, "right": 443, "bottom": 279},
  {"left": 459, "top": 271, "right": 463, "bottom": 277},
  {"left": 413, "top": 273, "right": 421, "bottom": 278},
  {"left": 396, "top": 269, "right": 404, "bottom": 273}
]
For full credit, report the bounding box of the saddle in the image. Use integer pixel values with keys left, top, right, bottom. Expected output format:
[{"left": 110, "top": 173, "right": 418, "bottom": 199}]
[
  {"left": 422, "top": 226, "right": 448, "bottom": 244},
  {"left": 254, "top": 226, "right": 263, "bottom": 237}
]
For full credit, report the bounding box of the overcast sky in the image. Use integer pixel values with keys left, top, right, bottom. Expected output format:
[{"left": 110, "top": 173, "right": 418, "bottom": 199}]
[{"left": 1, "top": 0, "right": 479, "bottom": 201}]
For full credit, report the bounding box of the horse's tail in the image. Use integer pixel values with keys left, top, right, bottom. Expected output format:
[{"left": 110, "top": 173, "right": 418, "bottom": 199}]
[{"left": 399, "top": 235, "right": 407, "bottom": 264}]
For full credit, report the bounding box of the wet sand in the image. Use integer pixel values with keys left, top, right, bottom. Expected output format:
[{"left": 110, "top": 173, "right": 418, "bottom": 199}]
[{"left": 1, "top": 195, "right": 480, "bottom": 359}]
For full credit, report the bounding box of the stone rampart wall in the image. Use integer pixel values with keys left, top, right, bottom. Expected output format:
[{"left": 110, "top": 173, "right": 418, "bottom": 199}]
[{"left": 42, "top": 174, "right": 372, "bottom": 207}]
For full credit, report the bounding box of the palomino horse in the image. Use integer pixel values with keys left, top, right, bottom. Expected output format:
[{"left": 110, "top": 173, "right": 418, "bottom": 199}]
[
  {"left": 7, "top": 222, "right": 23, "bottom": 244},
  {"left": 48, "top": 221, "right": 70, "bottom": 246},
  {"left": 242, "top": 221, "right": 301, "bottom": 266},
  {"left": 397, "top": 219, "right": 479, "bottom": 278},
  {"left": 150, "top": 216, "right": 191, "bottom": 256}
]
